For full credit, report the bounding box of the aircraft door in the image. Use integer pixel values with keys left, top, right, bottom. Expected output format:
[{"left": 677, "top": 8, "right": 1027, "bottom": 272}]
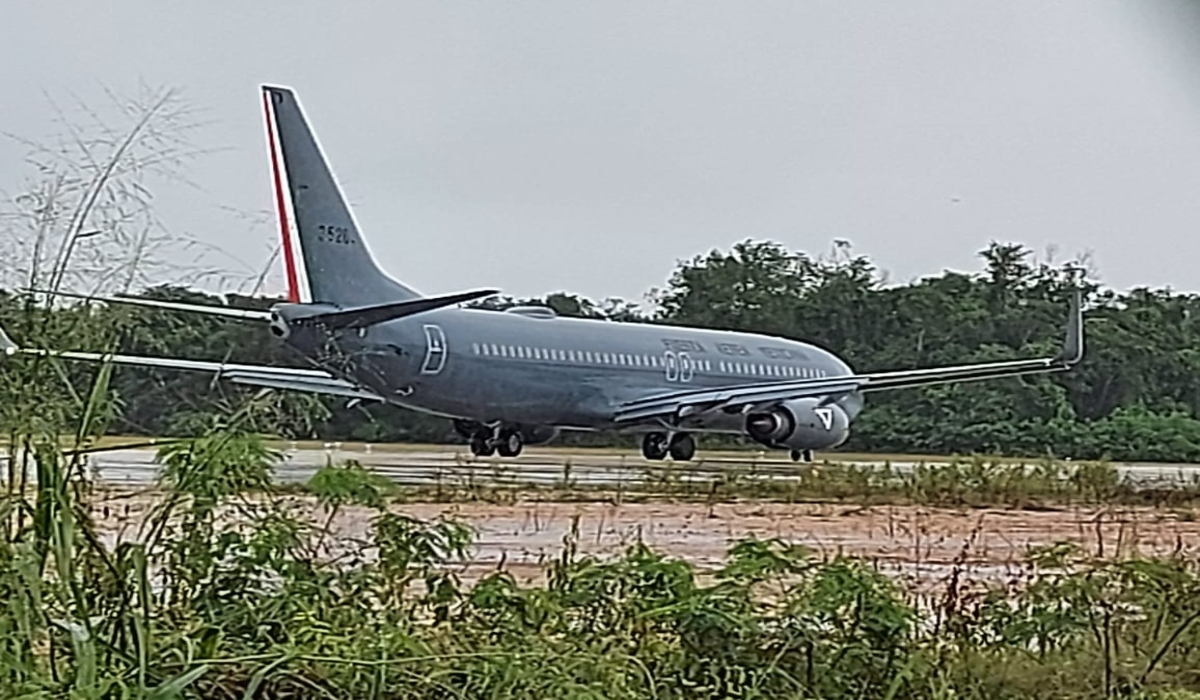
[{"left": 421, "top": 324, "right": 447, "bottom": 375}]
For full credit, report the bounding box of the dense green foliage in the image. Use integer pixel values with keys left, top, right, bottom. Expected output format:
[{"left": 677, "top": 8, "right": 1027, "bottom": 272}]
[
  {"left": 6, "top": 238, "right": 1200, "bottom": 461},
  {"left": 6, "top": 425, "right": 1200, "bottom": 698}
]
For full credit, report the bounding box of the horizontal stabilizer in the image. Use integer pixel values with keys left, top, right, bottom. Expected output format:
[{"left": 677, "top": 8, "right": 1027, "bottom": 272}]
[
  {"left": 310, "top": 288, "right": 498, "bottom": 330},
  {"left": 22, "top": 288, "right": 272, "bottom": 321}
]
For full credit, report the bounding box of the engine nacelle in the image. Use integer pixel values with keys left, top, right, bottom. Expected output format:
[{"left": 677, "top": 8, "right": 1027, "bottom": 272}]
[{"left": 744, "top": 398, "right": 851, "bottom": 451}]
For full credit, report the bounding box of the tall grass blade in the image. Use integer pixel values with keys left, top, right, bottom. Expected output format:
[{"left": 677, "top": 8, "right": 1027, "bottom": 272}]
[{"left": 147, "top": 664, "right": 210, "bottom": 700}]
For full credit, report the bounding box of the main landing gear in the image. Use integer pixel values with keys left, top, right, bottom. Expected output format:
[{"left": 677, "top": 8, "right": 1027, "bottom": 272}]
[
  {"left": 468, "top": 426, "right": 523, "bottom": 458},
  {"left": 790, "top": 449, "right": 814, "bottom": 463},
  {"left": 641, "top": 431, "right": 695, "bottom": 461}
]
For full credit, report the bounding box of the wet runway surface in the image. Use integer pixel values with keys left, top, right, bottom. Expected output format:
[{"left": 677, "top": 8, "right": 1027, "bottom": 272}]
[{"left": 37, "top": 443, "right": 1200, "bottom": 489}]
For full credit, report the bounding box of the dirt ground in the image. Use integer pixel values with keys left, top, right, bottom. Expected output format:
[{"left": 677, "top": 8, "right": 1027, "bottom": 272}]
[{"left": 89, "top": 489, "right": 1200, "bottom": 594}]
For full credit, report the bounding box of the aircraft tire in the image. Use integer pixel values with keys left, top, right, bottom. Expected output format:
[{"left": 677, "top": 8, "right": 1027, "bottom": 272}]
[
  {"left": 469, "top": 434, "right": 495, "bottom": 457},
  {"left": 668, "top": 433, "right": 696, "bottom": 462},
  {"left": 641, "top": 432, "right": 669, "bottom": 461},
  {"left": 496, "top": 429, "right": 523, "bottom": 458}
]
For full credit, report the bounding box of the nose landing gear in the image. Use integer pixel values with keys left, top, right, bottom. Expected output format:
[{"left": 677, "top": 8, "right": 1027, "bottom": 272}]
[{"left": 790, "top": 449, "right": 814, "bottom": 463}]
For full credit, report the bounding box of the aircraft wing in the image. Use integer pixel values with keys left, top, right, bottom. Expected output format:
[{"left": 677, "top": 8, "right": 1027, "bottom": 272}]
[
  {"left": 614, "top": 289, "right": 1083, "bottom": 424},
  {"left": 0, "top": 327, "right": 384, "bottom": 403},
  {"left": 23, "top": 288, "right": 273, "bottom": 321}
]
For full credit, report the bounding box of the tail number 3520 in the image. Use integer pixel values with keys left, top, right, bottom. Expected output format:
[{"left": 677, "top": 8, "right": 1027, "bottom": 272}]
[{"left": 317, "top": 224, "right": 354, "bottom": 245}]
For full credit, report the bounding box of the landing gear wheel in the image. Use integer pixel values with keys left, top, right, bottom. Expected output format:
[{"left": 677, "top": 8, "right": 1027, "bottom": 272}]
[
  {"left": 790, "top": 449, "right": 814, "bottom": 463},
  {"left": 641, "top": 432, "right": 669, "bottom": 461},
  {"left": 496, "top": 429, "right": 523, "bottom": 458},
  {"left": 668, "top": 433, "right": 696, "bottom": 462},
  {"left": 469, "top": 433, "right": 495, "bottom": 457}
]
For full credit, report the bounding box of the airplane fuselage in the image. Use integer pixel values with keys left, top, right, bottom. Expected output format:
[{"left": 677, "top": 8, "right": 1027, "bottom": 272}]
[{"left": 287, "top": 304, "right": 861, "bottom": 436}]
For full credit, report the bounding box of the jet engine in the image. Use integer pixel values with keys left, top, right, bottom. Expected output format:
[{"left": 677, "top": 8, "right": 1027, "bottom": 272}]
[{"left": 743, "top": 398, "right": 851, "bottom": 451}]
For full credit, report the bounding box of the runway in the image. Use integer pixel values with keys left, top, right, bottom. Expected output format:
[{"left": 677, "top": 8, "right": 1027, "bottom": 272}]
[{"left": 24, "top": 443, "right": 1200, "bottom": 489}]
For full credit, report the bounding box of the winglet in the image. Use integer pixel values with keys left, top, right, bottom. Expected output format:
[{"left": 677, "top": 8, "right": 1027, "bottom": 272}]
[
  {"left": 0, "top": 326, "right": 18, "bottom": 357},
  {"left": 1055, "top": 288, "right": 1084, "bottom": 366}
]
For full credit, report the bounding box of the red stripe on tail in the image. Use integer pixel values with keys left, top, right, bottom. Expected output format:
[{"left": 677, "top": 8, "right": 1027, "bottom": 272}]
[{"left": 263, "top": 91, "right": 301, "bottom": 304}]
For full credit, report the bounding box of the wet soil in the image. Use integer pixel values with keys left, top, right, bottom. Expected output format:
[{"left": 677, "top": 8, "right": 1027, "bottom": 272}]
[{"left": 90, "top": 490, "right": 1200, "bottom": 593}]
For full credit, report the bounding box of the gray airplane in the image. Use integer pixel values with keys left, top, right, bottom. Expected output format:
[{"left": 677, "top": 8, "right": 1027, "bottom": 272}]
[{"left": 1, "top": 85, "right": 1085, "bottom": 462}]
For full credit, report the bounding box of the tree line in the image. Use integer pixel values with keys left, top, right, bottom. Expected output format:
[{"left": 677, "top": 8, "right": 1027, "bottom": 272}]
[{"left": 5, "top": 238, "right": 1200, "bottom": 462}]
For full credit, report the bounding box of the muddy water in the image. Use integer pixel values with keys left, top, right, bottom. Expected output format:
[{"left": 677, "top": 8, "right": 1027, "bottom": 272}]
[{"left": 90, "top": 492, "right": 1200, "bottom": 592}]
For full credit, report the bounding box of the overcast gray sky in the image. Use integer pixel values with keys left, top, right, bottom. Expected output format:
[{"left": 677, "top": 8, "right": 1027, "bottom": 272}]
[{"left": 4, "top": 1, "right": 1200, "bottom": 305}]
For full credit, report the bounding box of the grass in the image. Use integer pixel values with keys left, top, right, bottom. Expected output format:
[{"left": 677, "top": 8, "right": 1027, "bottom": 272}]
[
  {"left": 8, "top": 431, "right": 1200, "bottom": 699},
  {"left": 251, "top": 453, "right": 1200, "bottom": 512},
  {"left": 9, "top": 376, "right": 1200, "bottom": 696}
]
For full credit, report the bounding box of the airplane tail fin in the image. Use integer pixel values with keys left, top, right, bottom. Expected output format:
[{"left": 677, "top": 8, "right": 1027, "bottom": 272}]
[{"left": 261, "top": 85, "right": 420, "bottom": 307}]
